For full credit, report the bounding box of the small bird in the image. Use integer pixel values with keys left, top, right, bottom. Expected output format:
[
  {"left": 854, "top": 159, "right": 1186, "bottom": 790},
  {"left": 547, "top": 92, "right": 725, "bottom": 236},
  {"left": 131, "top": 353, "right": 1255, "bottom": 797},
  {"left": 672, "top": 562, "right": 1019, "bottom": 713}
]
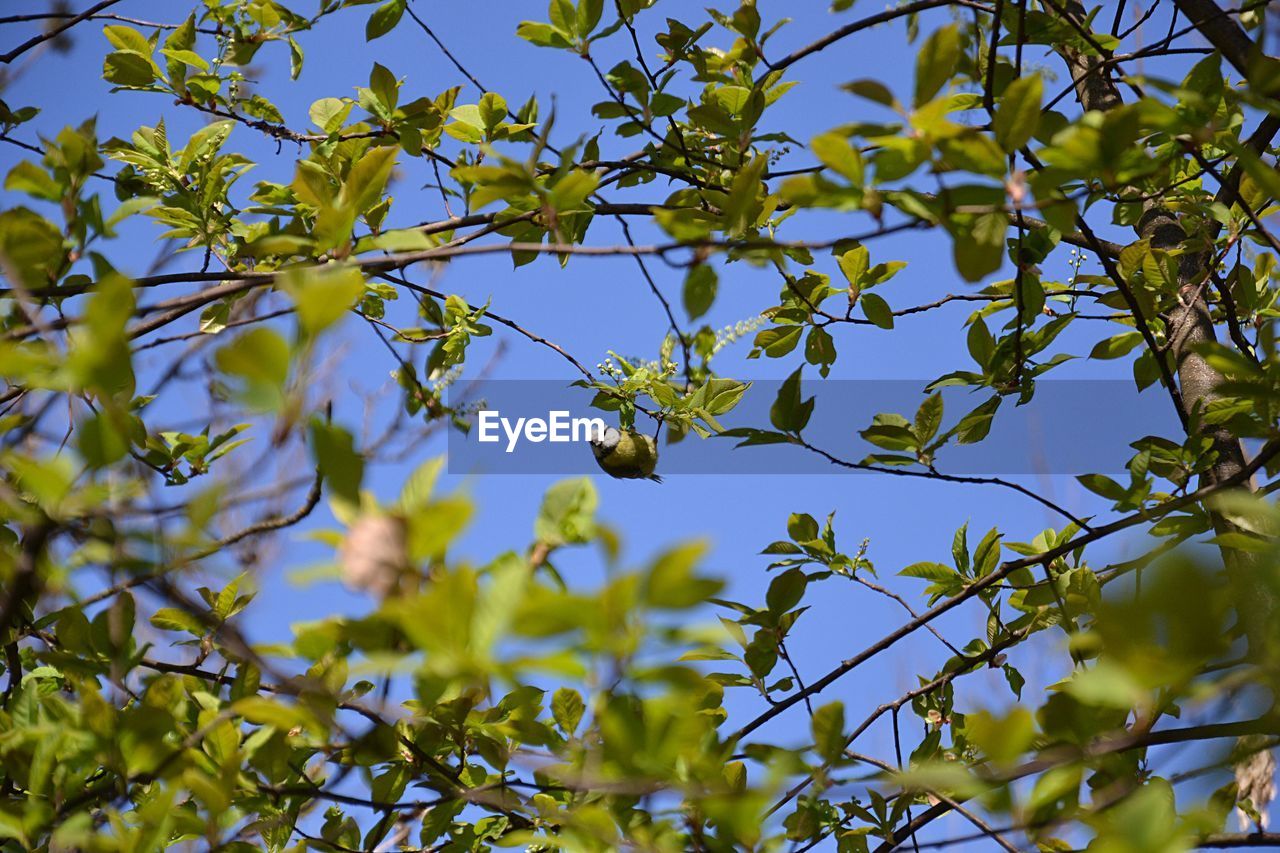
[{"left": 589, "top": 426, "right": 662, "bottom": 482}]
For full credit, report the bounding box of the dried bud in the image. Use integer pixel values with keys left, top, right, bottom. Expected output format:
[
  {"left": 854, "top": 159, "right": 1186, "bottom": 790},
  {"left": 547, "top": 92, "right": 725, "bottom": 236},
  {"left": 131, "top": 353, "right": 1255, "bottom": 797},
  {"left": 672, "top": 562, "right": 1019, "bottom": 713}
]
[
  {"left": 1007, "top": 169, "right": 1028, "bottom": 208},
  {"left": 339, "top": 514, "right": 408, "bottom": 599},
  {"left": 1235, "top": 737, "right": 1276, "bottom": 831}
]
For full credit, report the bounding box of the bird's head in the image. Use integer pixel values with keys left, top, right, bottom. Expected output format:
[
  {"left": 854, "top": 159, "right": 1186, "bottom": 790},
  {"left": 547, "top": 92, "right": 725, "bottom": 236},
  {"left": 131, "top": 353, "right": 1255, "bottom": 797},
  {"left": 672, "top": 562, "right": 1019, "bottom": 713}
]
[{"left": 589, "top": 425, "right": 621, "bottom": 458}]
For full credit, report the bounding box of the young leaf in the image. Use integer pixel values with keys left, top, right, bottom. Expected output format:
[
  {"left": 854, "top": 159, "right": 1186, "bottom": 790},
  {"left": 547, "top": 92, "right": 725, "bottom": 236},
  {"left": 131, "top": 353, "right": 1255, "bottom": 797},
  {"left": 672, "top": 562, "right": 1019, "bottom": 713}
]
[
  {"left": 992, "top": 74, "right": 1043, "bottom": 153},
  {"left": 811, "top": 701, "right": 846, "bottom": 761},
  {"left": 914, "top": 25, "right": 961, "bottom": 106}
]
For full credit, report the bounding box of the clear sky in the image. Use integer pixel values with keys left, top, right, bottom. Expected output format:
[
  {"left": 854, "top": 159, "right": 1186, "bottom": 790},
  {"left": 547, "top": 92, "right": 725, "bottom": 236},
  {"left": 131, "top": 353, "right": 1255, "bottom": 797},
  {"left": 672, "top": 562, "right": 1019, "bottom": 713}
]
[{"left": 1, "top": 0, "right": 1262, "bottom": 845}]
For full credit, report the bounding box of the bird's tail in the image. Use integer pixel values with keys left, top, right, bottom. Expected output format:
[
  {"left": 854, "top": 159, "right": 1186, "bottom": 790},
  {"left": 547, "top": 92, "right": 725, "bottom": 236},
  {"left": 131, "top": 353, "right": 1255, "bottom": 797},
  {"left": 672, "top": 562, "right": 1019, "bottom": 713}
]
[{"left": 648, "top": 474, "right": 663, "bottom": 484}]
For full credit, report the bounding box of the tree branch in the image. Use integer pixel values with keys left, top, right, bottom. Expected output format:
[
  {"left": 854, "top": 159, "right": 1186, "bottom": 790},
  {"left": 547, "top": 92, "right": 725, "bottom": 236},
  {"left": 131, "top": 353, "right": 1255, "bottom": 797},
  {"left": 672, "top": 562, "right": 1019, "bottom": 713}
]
[
  {"left": 0, "top": 0, "right": 123, "bottom": 64},
  {"left": 729, "top": 439, "right": 1280, "bottom": 742}
]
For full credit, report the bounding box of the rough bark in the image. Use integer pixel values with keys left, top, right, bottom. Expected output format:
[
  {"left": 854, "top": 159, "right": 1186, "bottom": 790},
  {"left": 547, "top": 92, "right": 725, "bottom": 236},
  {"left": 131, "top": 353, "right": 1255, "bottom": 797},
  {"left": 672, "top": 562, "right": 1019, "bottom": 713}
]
[
  {"left": 1056, "top": 0, "right": 1271, "bottom": 651},
  {"left": 1172, "top": 0, "right": 1259, "bottom": 76}
]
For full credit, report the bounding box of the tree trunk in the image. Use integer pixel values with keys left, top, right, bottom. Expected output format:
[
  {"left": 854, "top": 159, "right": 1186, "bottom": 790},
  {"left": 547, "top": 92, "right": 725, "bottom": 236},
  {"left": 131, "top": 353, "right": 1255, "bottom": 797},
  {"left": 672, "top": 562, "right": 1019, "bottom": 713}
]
[{"left": 1055, "top": 1, "right": 1271, "bottom": 651}]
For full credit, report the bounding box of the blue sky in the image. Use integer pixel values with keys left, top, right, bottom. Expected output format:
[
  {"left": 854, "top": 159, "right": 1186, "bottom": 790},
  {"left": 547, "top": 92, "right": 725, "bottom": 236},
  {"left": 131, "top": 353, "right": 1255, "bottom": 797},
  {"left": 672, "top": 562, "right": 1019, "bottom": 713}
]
[{"left": 1, "top": 0, "right": 1259, "bottom": 845}]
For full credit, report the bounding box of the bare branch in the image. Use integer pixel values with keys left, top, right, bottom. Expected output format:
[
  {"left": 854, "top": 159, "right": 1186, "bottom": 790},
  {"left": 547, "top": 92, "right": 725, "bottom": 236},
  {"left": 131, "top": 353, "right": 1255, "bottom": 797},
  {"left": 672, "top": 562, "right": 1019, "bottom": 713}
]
[
  {"left": 729, "top": 439, "right": 1280, "bottom": 743},
  {"left": 0, "top": 0, "right": 123, "bottom": 64}
]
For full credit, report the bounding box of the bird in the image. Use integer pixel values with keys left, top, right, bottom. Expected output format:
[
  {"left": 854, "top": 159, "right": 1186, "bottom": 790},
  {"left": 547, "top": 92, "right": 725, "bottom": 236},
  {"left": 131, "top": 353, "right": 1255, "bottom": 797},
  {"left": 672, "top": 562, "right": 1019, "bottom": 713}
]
[{"left": 589, "top": 426, "right": 662, "bottom": 482}]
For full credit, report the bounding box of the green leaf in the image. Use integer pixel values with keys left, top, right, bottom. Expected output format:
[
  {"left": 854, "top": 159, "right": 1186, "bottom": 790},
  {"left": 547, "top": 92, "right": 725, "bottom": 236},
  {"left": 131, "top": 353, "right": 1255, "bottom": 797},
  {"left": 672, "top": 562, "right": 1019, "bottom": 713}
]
[
  {"left": 899, "top": 562, "right": 955, "bottom": 581},
  {"left": 405, "top": 496, "right": 473, "bottom": 561},
  {"left": 340, "top": 145, "right": 398, "bottom": 214},
  {"left": 702, "top": 378, "right": 750, "bottom": 415},
  {"left": 366, "top": 0, "right": 406, "bottom": 40},
  {"left": 914, "top": 393, "right": 944, "bottom": 444},
  {"left": 5, "top": 161, "right": 61, "bottom": 201},
  {"left": 804, "top": 326, "right": 837, "bottom": 375},
  {"left": 812, "top": 132, "right": 864, "bottom": 183},
  {"left": 811, "top": 701, "right": 846, "bottom": 761},
  {"left": 715, "top": 85, "right": 752, "bottom": 114},
  {"left": 860, "top": 292, "right": 894, "bottom": 329},
  {"left": 952, "top": 523, "right": 970, "bottom": 573},
  {"left": 0, "top": 207, "right": 63, "bottom": 288},
  {"left": 971, "top": 527, "right": 1002, "bottom": 577},
  {"left": 103, "top": 51, "right": 156, "bottom": 87},
  {"left": 767, "top": 568, "right": 808, "bottom": 613},
  {"left": 368, "top": 62, "right": 400, "bottom": 114},
  {"left": 549, "top": 0, "right": 577, "bottom": 37},
  {"left": 1062, "top": 661, "right": 1143, "bottom": 709},
  {"left": 547, "top": 169, "right": 597, "bottom": 211},
  {"left": 723, "top": 154, "right": 768, "bottom": 236},
  {"left": 754, "top": 325, "right": 803, "bottom": 357},
  {"left": 954, "top": 212, "right": 1008, "bottom": 282},
  {"left": 103, "top": 25, "right": 151, "bottom": 55},
  {"left": 771, "top": 368, "right": 814, "bottom": 433},
  {"left": 967, "top": 318, "right": 995, "bottom": 367},
  {"left": 105, "top": 195, "right": 156, "bottom": 232},
  {"left": 992, "top": 74, "right": 1043, "bottom": 153},
  {"left": 683, "top": 265, "right": 718, "bottom": 320},
  {"left": 551, "top": 687, "right": 585, "bottom": 734},
  {"left": 309, "top": 420, "right": 365, "bottom": 507},
  {"left": 397, "top": 458, "right": 444, "bottom": 513},
  {"left": 517, "top": 21, "right": 573, "bottom": 49},
  {"left": 535, "top": 478, "right": 598, "bottom": 547},
  {"left": 77, "top": 412, "right": 128, "bottom": 468},
  {"left": 1003, "top": 663, "right": 1025, "bottom": 698},
  {"left": 838, "top": 243, "right": 869, "bottom": 289},
  {"left": 787, "top": 512, "right": 819, "bottom": 542},
  {"left": 645, "top": 542, "right": 720, "bottom": 608},
  {"left": 966, "top": 708, "right": 1035, "bottom": 763},
  {"left": 160, "top": 48, "right": 209, "bottom": 72},
  {"left": 478, "top": 92, "right": 508, "bottom": 130},
  {"left": 841, "top": 78, "right": 897, "bottom": 108},
  {"left": 68, "top": 275, "right": 136, "bottom": 399},
  {"left": 281, "top": 265, "right": 366, "bottom": 336},
  {"left": 914, "top": 24, "right": 961, "bottom": 107},
  {"left": 288, "top": 36, "right": 304, "bottom": 80},
  {"left": 1089, "top": 331, "right": 1143, "bottom": 360},
  {"left": 234, "top": 696, "right": 317, "bottom": 732},
  {"left": 954, "top": 395, "right": 1000, "bottom": 444},
  {"left": 1077, "top": 473, "right": 1127, "bottom": 501},
  {"left": 861, "top": 416, "right": 917, "bottom": 452},
  {"left": 577, "top": 0, "right": 605, "bottom": 35},
  {"left": 310, "top": 98, "right": 353, "bottom": 134},
  {"left": 150, "top": 607, "right": 206, "bottom": 636},
  {"left": 214, "top": 327, "right": 290, "bottom": 411}
]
